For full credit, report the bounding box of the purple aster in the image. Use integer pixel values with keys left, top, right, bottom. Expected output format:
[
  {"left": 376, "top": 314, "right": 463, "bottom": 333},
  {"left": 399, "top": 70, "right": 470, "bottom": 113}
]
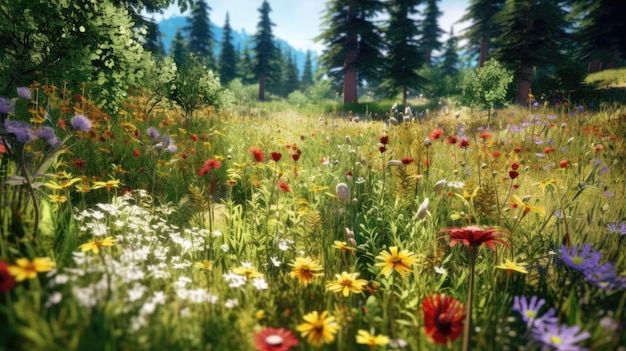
[
  {"left": 35, "top": 126, "right": 61, "bottom": 148},
  {"left": 70, "top": 114, "right": 92, "bottom": 132},
  {"left": 547, "top": 115, "right": 558, "bottom": 120},
  {"left": 4, "top": 120, "right": 35, "bottom": 143},
  {"left": 532, "top": 323, "right": 590, "bottom": 351},
  {"left": 17, "top": 87, "right": 31, "bottom": 100},
  {"left": 606, "top": 222, "right": 626, "bottom": 236},
  {"left": 146, "top": 127, "right": 160, "bottom": 140},
  {"left": 560, "top": 244, "right": 603, "bottom": 274},
  {"left": 513, "top": 296, "right": 558, "bottom": 329},
  {"left": 0, "top": 97, "right": 14, "bottom": 114}
]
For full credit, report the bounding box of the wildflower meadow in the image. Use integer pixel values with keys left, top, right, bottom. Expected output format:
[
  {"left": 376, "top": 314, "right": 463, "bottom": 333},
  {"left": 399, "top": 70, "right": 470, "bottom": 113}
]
[{"left": 1, "top": 83, "right": 625, "bottom": 351}]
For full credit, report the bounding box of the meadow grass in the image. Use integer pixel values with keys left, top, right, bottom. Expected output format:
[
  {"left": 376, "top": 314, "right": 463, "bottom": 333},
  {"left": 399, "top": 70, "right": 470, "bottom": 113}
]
[{"left": 1, "top": 85, "right": 625, "bottom": 351}]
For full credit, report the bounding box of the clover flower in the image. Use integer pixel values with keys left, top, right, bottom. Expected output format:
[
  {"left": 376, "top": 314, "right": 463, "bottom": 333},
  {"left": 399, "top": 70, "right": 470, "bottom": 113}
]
[
  {"left": 4, "top": 120, "right": 35, "bottom": 143},
  {"left": 70, "top": 114, "right": 92, "bottom": 132}
]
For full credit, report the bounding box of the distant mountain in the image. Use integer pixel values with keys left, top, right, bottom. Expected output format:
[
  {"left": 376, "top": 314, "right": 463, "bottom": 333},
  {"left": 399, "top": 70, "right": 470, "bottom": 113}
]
[{"left": 157, "top": 16, "right": 314, "bottom": 73}]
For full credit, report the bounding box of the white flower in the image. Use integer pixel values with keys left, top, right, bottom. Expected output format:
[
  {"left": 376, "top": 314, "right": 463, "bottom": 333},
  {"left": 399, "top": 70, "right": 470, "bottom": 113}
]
[
  {"left": 223, "top": 272, "right": 247, "bottom": 288},
  {"left": 434, "top": 266, "right": 447, "bottom": 275},
  {"left": 271, "top": 256, "right": 282, "bottom": 267},
  {"left": 45, "top": 292, "right": 63, "bottom": 307},
  {"left": 212, "top": 230, "right": 222, "bottom": 237},
  {"left": 220, "top": 244, "right": 229, "bottom": 252},
  {"left": 252, "top": 277, "right": 269, "bottom": 290},
  {"left": 224, "top": 298, "right": 239, "bottom": 308}
]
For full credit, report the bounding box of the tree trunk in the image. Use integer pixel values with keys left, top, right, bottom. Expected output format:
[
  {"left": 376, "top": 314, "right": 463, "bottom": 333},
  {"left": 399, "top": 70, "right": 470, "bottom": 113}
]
[
  {"left": 402, "top": 85, "right": 408, "bottom": 108},
  {"left": 516, "top": 65, "right": 533, "bottom": 105},
  {"left": 478, "top": 38, "right": 488, "bottom": 67},
  {"left": 343, "top": 0, "right": 358, "bottom": 104},
  {"left": 258, "top": 73, "right": 265, "bottom": 102}
]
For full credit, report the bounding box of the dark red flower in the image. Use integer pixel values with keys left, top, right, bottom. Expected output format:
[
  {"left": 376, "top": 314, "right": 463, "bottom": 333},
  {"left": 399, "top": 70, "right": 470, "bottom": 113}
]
[
  {"left": 429, "top": 128, "right": 444, "bottom": 140},
  {"left": 271, "top": 152, "right": 282, "bottom": 162},
  {"left": 253, "top": 327, "right": 299, "bottom": 351},
  {"left": 72, "top": 158, "right": 86, "bottom": 169},
  {"left": 511, "top": 163, "right": 519, "bottom": 170},
  {"left": 446, "top": 136, "right": 457, "bottom": 144},
  {"left": 0, "top": 261, "right": 15, "bottom": 293},
  {"left": 278, "top": 180, "right": 290, "bottom": 193},
  {"left": 438, "top": 226, "right": 508, "bottom": 251},
  {"left": 291, "top": 153, "right": 300, "bottom": 162},
  {"left": 191, "top": 134, "right": 198, "bottom": 142},
  {"left": 509, "top": 170, "right": 519, "bottom": 180},
  {"left": 458, "top": 138, "right": 470, "bottom": 149},
  {"left": 197, "top": 159, "right": 221, "bottom": 176},
  {"left": 422, "top": 294, "right": 465, "bottom": 345},
  {"left": 492, "top": 150, "right": 500, "bottom": 158},
  {"left": 401, "top": 157, "right": 415, "bottom": 165},
  {"left": 559, "top": 159, "right": 568, "bottom": 168},
  {"left": 379, "top": 135, "right": 389, "bottom": 145},
  {"left": 379, "top": 146, "right": 387, "bottom": 153},
  {"left": 249, "top": 147, "right": 264, "bottom": 162},
  {"left": 514, "top": 146, "right": 522, "bottom": 153}
]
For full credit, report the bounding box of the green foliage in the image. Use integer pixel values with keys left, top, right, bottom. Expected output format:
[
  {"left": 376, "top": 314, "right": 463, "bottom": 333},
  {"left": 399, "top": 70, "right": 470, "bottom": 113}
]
[
  {"left": 169, "top": 55, "right": 233, "bottom": 117},
  {"left": 460, "top": 59, "right": 512, "bottom": 111},
  {"left": 217, "top": 14, "right": 238, "bottom": 85},
  {"left": 185, "top": 0, "right": 215, "bottom": 70}
]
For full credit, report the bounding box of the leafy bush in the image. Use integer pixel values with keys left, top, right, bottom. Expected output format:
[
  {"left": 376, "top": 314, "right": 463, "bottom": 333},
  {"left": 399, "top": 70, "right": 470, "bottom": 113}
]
[{"left": 460, "top": 59, "right": 513, "bottom": 116}]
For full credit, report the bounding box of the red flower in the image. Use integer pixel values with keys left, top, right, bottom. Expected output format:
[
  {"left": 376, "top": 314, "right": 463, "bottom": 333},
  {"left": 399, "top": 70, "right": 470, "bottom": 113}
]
[
  {"left": 422, "top": 294, "right": 465, "bottom": 345},
  {"left": 492, "top": 150, "right": 500, "bottom": 158},
  {"left": 278, "top": 179, "right": 290, "bottom": 193},
  {"left": 291, "top": 153, "right": 300, "bottom": 162},
  {"left": 458, "top": 138, "right": 470, "bottom": 149},
  {"left": 253, "top": 327, "right": 299, "bottom": 351},
  {"left": 511, "top": 163, "right": 519, "bottom": 170},
  {"left": 133, "top": 149, "right": 140, "bottom": 157},
  {"left": 379, "top": 135, "right": 389, "bottom": 145},
  {"left": 271, "top": 152, "right": 282, "bottom": 162},
  {"left": 438, "top": 226, "right": 508, "bottom": 251},
  {"left": 478, "top": 132, "right": 491, "bottom": 140},
  {"left": 559, "top": 159, "right": 568, "bottom": 168},
  {"left": 197, "top": 159, "right": 221, "bottom": 176},
  {"left": 401, "top": 157, "right": 414, "bottom": 165},
  {"left": 0, "top": 261, "right": 16, "bottom": 293},
  {"left": 72, "top": 158, "right": 86, "bottom": 169},
  {"left": 514, "top": 146, "right": 522, "bottom": 153},
  {"left": 543, "top": 147, "right": 554, "bottom": 154},
  {"left": 249, "top": 147, "right": 264, "bottom": 162},
  {"left": 57, "top": 118, "right": 67, "bottom": 131},
  {"left": 509, "top": 170, "right": 519, "bottom": 180},
  {"left": 191, "top": 134, "right": 198, "bottom": 142},
  {"left": 429, "top": 128, "right": 444, "bottom": 140},
  {"left": 446, "top": 136, "right": 457, "bottom": 144},
  {"left": 379, "top": 146, "right": 387, "bottom": 153}
]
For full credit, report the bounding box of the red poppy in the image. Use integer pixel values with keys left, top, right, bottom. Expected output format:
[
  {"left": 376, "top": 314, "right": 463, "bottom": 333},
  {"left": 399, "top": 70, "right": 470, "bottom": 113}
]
[
  {"left": 438, "top": 226, "right": 508, "bottom": 251},
  {"left": 72, "top": 158, "right": 86, "bottom": 169},
  {"left": 511, "top": 163, "right": 519, "bottom": 170},
  {"left": 380, "top": 135, "right": 389, "bottom": 145},
  {"left": 191, "top": 134, "right": 198, "bottom": 142},
  {"left": 509, "top": 170, "right": 519, "bottom": 179},
  {"left": 253, "top": 327, "right": 299, "bottom": 351},
  {"left": 401, "top": 157, "right": 414, "bottom": 165},
  {"left": 458, "top": 138, "right": 470, "bottom": 149},
  {"left": 133, "top": 149, "right": 140, "bottom": 157},
  {"left": 492, "top": 150, "right": 500, "bottom": 158},
  {"left": 249, "top": 147, "right": 264, "bottom": 162},
  {"left": 422, "top": 294, "right": 465, "bottom": 345},
  {"left": 478, "top": 132, "right": 491, "bottom": 140},
  {"left": 514, "top": 146, "right": 522, "bottom": 153},
  {"left": 559, "top": 160, "right": 568, "bottom": 168},
  {"left": 197, "top": 159, "right": 221, "bottom": 176},
  {"left": 446, "top": 136, "right": 457, "bottom": 144},
  {"left": 0, "top": 142, "right": 5, "bottom": 154},
  {"left": 57, "top": 118, "right": 67, "bottom": 131},
  {"left": 379, "top": 146, "right": 387, "bottom": 153},
  {"left": 278, "top": 180, "right": 290, "bottom": 193},
  {"left": 291, "top": 153, "right": 300, "bottom": 162},
  {"left": 429, "top": 128, "right": 444, "bottom": 140},
  {"left": 271, "top": 152, "right": 282, "bottom": 162},
  {"left": 0, "top": 261, "right": 15, "bottom": 293}
]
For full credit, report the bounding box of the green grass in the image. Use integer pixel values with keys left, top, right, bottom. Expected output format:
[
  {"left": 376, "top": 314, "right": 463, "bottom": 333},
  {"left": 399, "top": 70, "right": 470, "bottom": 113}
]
[{"left": 585, "top": 67, "right": 626, "bottom": 88}]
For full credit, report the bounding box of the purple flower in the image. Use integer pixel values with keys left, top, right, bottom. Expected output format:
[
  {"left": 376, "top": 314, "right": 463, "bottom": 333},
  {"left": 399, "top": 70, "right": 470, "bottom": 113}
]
[
  {"left": 547, "top": 115, "right": 558, "bottom": 121},
  {"left": 560, "top": 244, "right": 602, "bottom": 274},
  {"left": 532, "top": 324, "right": 590, "bottom": 351},
  {"left": 513, "top": 296, "right": 557, "bottom": 329},
  {"left": 35, "top": 126, "right": 61, "bottom": 148},
  {"left": 147, "top": 127, "right": 160, "bottom": 140},
  {"left": 576, "top": 106, "right": 585, "bottom": 112},
  {"left": 584, "top": 262, "right": 626, "bottom": 290},
  {"left": 17, "top": 87, "right": 31, "bottom": 100},
  {"left": 70, "top": 114, "right": 92, "bottom": 132},
  {"left": 606, "top": 222, "right": 626, "bottom": 236},
  {"left": 4, "top": 120, "right": 35, "bottom": 143},
  {"left": 0, "top": 97, "right": 14, "bottom": 114}
]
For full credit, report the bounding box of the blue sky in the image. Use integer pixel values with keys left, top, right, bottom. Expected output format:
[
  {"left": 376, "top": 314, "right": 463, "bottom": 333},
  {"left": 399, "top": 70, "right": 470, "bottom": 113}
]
[{"left": 151, "top": 0, "right": 470, "bottom": 53}]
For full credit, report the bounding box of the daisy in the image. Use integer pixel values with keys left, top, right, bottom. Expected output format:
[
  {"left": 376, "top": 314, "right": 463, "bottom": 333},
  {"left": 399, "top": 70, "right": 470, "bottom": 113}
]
[
  {"left": 325, "top": 271, "right": 368, "bottom": 297},
  {"left": 375, "top": 246, "right": 417, "bottom": 278},
  {"left": 296, "top": 310, "right": 339, "bottom": 347},
  {"left": 79, "top": 237, "right": 116, "bottom": 254},
  {"left": 8, "top": 257, "right": 56, "bottom": 282},
  {"left": 495, "top": 258, "right": 528, "bottom": 274},
  {"left": 253, "top": 327, "right": 299, "bottom": 351},
  {"left": 289, "top": 257, "right": 323, "bottom": 286},
  {"left": 356, "top": 329, "right": 389, "bottom": 347},
  {"left": 438, "top": 226, "right": 508, "bottom": 251}
]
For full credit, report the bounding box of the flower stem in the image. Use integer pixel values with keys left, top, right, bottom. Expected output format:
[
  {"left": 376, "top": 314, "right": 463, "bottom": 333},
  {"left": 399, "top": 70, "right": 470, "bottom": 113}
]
[{"left": 462, "top": 246, "right": 477, "bottom": 351}]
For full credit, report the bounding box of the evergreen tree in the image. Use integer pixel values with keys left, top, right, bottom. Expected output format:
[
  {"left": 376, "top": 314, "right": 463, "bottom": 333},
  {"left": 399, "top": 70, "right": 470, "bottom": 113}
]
[
  {"left": 185, "top": 0, "right": 215, "bottom": 69},
  {"left": 253, "top": 0, "right": 280, "bottom": 101},
  {"left": 492, "top": 0, "right": 569, "bottom": 104},
  {"left": 218, "top": 13, "right": 238, "bottom": 84},
  {"left": 382, "top": 0, "right": 424, "bottom": 107},
  {"left": 440, "top": 27, "right": 459, "bottom": 76},
  {"left": 421, "top": 0, "right": 445, "bottom": 66},
  {"left": 316, "top": 0, "right": 386, "bottom": 103},
  {"left": 301, "top": 50, "right": 315, "bottom": 87},
  {"left": 282, "top": 52, "right": 300, "bottom": 96},
  {"left": 170, "top": 28, "right": 190, "bottom": 68},
  {"left": 239, "top": 46, "right": 256, "bottom": 85},
  {"left": 459, "top": 0, "right": 506, "bottom": 67}
]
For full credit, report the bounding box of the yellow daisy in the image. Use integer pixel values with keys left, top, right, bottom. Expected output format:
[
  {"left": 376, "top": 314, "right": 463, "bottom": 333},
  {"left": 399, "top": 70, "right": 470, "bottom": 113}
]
[
  {"left": 289, "top": 257, "right": 323, "bottom": 286},
  {"left": 193, "top": 260, "right": 212, "bottom": 271},
  {"left": 356, "top": 329, "right": 390, "bottom": 347},
  {"left": 296, "top": 310, "right": 339, "bottom": 347},
  {"left": 325, "top": 271, "right": 368, "bottom": 297},
  {"left": 232, "top": 264, "right": 262, "bottom": 278},
  {"left": 8, "top": 257, "right": 56, "bottom": 282},
  {"left": 495, "top": 258, "right": 528, "bottom": 274},
  {"left": 332, "top": 240, "right": 356, "bottom": 254},
  {"left": 79, "top": 237, "right": 117, "bottom": 254},
  {"left": 375, "top": 246, "right": 417, "bottom": 278}
]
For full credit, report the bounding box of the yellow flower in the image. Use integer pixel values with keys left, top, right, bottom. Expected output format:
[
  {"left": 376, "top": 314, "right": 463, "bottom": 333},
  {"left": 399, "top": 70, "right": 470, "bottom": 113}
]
[
  {"left": 375, "top": 246, "right": 417, "bottom": 278},
  {"left": 79, "top": 237, "right": 117, "bottom": 254},
  {"left": 325, "top": 271, "right": 368, "bottom": 297},
  {"left": 356, "top": 329, "right": 390, "bottom": 347},
  {"left": 75, "top": 183, "right": 92, "bottom": 193},
  {"left": 44, "top": 177, "right": 82, "bottom": 191},
  {"left": 48, "top": 194, "right": 67, "bottom": 203},
  {"left": 232, "top": 264, "right": 262, "bottom": 278},
  {"left": 289, "top": 257, "right": 323, "bottom": 286},
  {"left": 511, "top": 195, "right": 546, "bottom": 217},
  {"left": 8, "top": 257, "right": 56, "bottom": 282},
  {"left": 92, "top": 179, "right": 121, "bottom": 192},
  {"left": 296, "top": 310, "right": 339, "bottom": 347},
  {"left": 193, "top": 260, "right": 212, "bottom": 271},
  {"left": 332, "top": 240, "right": 356, "bottom": 254},
  {"left": 254, "top": 309, "right": 266, "bottom": 320},
  {"left": 495, "top": 258, "right": 528, "bottom": 274}
]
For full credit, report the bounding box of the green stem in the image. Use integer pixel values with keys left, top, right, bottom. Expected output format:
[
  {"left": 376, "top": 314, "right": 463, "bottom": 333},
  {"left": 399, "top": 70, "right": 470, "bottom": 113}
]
[{"left": 462, "top": 247, "right": 477, "bottom": 351}]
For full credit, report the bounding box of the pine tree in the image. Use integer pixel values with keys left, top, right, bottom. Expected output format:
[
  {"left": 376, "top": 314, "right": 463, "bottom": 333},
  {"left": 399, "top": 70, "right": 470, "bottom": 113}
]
[
  {"left": 170, "top": 28, "right": 190, "bottom": 68},
  {"left": 282, "top": 51, "right": 300, "bottom": 96},
  {"left": 185, "top": 0, "right": 215, "bottom": 69},
  {"left": 492, "top": 0, "right": 569, "bottom": 104},
  {"left": 440, "top": 27, "right": 459, "bottom": 76},
  {"left": 459, "top": 0, "right": 506, "bottom": 67},
  {"left": 421, "top": 0, "right": 445, "bottom": 66},
  {"left": 382, "top": 0, "right": 424, "bottom": 107},
  {"left": 301, "top": 50, "right": 315, "bottom": 87},
  {"left": 239, "top": 46, "right": 256, "bottom": 85},
  {"left": 316, "top": 0, "right": 386, "bottom": 103},
  {"left": 253, "top": 0, "right": 280, "bottom": 101},
  {"left": 218, "top": 13, "right": 238, "bottom": 84}
]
